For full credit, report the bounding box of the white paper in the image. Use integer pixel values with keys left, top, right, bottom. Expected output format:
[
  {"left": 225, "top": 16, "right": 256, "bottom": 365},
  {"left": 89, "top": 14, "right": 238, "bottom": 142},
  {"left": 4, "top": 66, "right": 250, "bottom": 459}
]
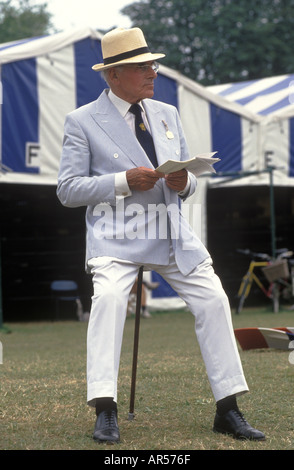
[{"left": 156, "top": 152, "right": 220, "bottom": 176}]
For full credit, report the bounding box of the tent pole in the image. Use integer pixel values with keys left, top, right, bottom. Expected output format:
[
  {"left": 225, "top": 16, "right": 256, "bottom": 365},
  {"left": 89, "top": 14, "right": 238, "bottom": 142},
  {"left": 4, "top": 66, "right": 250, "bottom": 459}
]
[{"left": 268, "top": 166, "right": 277, "bottom": 260}]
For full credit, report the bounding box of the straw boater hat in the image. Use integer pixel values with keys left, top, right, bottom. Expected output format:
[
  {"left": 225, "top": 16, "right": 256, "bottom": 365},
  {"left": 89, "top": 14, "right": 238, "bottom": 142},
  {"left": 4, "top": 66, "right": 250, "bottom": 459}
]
[{"left": 92, "top": 27, "right": 165, "bottom": 72}]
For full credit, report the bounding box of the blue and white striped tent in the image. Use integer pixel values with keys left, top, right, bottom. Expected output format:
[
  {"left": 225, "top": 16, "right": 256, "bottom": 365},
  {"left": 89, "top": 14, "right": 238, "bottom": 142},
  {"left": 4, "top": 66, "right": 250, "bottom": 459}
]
[
  {"left": 0, "top": 27, "right": 262, "bottom": 186},
  {"left": 207, "top": 74, "right": 294, "bottom": 116},
  {"left": 208, "top": 75, "right": 294, "bottom": 186},
  {"left": 2, "top": 28, "right": 293, "bottom": 189},
  {"left": 2, "top": 27, "right": 291, "bottom": 309}
]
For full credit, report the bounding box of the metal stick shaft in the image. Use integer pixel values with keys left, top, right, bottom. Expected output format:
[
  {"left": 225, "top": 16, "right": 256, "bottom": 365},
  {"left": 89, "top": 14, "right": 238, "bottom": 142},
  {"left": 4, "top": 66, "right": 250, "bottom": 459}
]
[{"left": 128, "top": 266, "right": 143, "bottom": 420}]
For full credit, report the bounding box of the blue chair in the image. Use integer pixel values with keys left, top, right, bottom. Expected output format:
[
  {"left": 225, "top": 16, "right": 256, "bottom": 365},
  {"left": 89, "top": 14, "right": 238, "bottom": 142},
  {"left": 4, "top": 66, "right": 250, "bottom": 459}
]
[{"left": 50, "top": 280, "right": 79, "bottom": 320}]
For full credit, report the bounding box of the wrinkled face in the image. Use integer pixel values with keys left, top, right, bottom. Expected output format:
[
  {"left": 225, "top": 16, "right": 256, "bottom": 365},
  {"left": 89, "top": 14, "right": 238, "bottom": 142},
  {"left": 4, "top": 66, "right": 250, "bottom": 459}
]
[{"left": 107, "top": 61, "right": 159, "bottom": 103}]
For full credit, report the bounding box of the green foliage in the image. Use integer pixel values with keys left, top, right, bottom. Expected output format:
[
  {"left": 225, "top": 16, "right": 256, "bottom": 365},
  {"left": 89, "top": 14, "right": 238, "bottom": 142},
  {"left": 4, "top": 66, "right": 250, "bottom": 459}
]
[
  {"left": 0, "top": 0, "right": 53, "bottom": 43},
  {"left": 122, "top": 0, "right": 294, "bottom": 84}
]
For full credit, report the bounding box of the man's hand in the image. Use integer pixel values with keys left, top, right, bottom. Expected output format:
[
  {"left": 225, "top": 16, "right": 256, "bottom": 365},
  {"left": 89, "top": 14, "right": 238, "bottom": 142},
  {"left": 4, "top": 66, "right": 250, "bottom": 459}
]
[
  {"left": 126, "top": 167, "right": 164, "bottom": 191},
  {"left": 164, "top": 169, "right": 188, "bottom": 192}
]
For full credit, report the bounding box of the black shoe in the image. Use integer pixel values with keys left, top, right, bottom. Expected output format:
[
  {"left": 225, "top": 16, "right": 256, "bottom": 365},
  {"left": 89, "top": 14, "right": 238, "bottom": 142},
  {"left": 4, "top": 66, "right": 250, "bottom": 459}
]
[
  {"left": 213, "top": 409, "right": 266, "bottom": 441},
  {"left": 93, "top": 409, "right": 120, "bottom": 444}
]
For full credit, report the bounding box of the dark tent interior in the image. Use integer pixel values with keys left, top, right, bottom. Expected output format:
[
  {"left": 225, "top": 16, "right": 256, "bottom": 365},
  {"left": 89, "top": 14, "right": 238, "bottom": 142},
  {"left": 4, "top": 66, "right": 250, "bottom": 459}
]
[{"left": 0, "top": 184, "right": 92, "bottom": 321}]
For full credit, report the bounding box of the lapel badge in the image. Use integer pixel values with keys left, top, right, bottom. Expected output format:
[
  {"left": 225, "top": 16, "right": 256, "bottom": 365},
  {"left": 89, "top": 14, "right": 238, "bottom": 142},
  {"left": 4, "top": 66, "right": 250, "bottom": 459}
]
[{"left": 162, "top": 120, "right": 174, "bottom": 139}]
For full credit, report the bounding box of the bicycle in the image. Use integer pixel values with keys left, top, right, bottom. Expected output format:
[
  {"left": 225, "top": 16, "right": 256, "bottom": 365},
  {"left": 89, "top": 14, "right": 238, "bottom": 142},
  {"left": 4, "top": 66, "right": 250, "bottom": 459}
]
[{"left": 235, "top": 248, "right": 294, "bottom": 314}]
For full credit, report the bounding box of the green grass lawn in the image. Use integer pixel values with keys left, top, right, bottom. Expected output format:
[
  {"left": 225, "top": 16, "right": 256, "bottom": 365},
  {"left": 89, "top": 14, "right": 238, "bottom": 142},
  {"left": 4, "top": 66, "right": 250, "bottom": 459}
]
[{"left": 1, "top": 306, "right": 294, "bottom": 450}]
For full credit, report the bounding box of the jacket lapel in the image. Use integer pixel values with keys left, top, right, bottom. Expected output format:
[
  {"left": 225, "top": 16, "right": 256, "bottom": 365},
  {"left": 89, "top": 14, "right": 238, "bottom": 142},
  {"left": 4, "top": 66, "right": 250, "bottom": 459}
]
[{"left": 90, "top": 90, "right": 153, "bottom": 169}]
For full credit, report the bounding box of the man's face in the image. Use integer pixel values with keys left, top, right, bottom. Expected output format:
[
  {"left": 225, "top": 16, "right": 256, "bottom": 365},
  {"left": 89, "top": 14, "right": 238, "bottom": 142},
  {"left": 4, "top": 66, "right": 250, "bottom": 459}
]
[{"left": 108, "top": 61, "right": 158, "bottom": 103}]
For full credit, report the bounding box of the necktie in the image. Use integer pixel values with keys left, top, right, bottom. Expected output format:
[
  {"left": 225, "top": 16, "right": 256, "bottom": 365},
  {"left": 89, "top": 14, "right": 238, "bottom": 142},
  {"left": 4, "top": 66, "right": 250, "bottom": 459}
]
[{"left": 129, "top": 103, "right": 158, "bottom": 167}]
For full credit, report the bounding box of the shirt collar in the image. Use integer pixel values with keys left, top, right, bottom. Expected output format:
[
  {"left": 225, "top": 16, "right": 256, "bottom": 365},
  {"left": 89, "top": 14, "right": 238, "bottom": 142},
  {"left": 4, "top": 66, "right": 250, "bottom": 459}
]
[{"left": 108, "top": 90, "right": 145, "bottom": 117}]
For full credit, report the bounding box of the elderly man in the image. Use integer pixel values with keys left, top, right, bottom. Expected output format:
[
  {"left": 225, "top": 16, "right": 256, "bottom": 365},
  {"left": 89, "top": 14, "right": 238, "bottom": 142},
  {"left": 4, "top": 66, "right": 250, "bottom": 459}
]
[{"left": 57, "top": 27, "right": 265, "bottom": 444}]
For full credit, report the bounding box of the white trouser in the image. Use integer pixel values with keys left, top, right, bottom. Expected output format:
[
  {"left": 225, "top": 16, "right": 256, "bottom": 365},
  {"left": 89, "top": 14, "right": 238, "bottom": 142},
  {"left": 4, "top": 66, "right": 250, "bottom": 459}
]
[{"left": 86, "top": 251, "right": 248, "bottom": 407}]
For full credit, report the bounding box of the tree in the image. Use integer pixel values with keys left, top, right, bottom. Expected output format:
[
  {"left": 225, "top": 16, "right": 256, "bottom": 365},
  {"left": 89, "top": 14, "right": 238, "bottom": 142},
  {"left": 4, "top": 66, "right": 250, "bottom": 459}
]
[
  {"left": 0, "top": 0, "right": 53, "bottom": 43},
  {"left": 122, "top": 0, "right": 294, "bottom": 84}
]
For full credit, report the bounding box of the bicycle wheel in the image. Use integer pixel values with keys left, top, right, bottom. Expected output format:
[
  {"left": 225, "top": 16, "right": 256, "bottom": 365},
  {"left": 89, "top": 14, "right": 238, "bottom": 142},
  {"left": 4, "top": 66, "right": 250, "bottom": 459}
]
[
  {"left": 236, "top": 277, "right": 250, "bottom": 314},
  {"left": 272, "top": 282, "right": 280, "bottom": 313}
]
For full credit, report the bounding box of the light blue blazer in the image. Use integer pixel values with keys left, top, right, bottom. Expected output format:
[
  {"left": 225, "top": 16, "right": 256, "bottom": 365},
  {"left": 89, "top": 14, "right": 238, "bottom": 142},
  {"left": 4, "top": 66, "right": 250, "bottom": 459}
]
[{"left": 57, "top": 89, "right": 209, "bottom": 275}]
